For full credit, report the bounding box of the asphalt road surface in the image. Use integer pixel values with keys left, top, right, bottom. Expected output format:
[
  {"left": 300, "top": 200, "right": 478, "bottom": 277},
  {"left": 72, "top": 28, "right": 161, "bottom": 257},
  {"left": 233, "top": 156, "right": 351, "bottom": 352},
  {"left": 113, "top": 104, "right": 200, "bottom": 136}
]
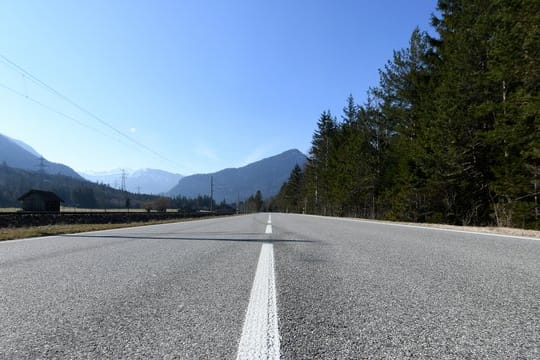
[{"left": 1, "top": 214, "right": 538, "bottom": 359}]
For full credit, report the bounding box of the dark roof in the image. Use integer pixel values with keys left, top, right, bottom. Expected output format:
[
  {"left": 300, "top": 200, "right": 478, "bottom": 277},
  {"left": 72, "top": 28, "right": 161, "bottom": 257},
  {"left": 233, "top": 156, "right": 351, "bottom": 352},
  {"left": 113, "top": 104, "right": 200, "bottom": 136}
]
[{"left": 17, "top": 189, "right": 65, "bottom": 202}]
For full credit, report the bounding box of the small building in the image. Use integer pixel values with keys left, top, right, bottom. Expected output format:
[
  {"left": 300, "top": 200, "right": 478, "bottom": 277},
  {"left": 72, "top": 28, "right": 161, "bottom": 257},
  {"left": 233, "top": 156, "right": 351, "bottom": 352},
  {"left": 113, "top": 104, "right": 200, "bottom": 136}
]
[{"left": 18, "top": 190, "right": 64, "bottom": 212}]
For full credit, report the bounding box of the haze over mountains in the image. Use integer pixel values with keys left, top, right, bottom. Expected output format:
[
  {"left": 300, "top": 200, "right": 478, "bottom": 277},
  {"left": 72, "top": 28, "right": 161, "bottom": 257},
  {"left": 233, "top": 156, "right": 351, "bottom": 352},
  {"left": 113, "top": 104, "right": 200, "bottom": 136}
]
[
  {"left": 81, "top": 169, "right": 183, "bottom": 195},
  {"left": 0, "top": 133, "right": 82, "bottom": 179},
  {"left": 168, "top": 149, "right": 307, "bottom": 203},
  {"left": 1, "top": 132, "right": 307, "bottom": 202},
  {"left": 0, "top": 133, "right": 182, "bottom": 195}
]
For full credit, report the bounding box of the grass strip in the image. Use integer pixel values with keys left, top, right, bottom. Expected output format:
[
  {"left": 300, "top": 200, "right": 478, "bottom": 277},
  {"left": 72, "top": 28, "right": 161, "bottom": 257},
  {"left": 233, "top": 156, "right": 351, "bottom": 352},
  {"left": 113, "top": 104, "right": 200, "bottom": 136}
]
[{"left": 0, "top": 219, "right": 188, "bottom": 241}]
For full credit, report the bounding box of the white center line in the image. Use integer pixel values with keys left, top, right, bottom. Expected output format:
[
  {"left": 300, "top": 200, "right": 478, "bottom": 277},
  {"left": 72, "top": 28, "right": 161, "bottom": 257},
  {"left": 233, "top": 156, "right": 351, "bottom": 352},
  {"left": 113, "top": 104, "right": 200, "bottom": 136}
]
[
  {"left": 236, "top": 216, "right": 279, "bottom": 359},
  {"left": 265, "top": 214, "right": 272, "bottom": 234}
]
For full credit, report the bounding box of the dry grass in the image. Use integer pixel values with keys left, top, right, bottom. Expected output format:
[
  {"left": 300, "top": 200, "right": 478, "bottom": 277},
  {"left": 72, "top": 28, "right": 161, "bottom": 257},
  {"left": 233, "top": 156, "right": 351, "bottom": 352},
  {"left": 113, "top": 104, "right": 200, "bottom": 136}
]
[
  {"left": 59, "top": 207, "right": 179, "bottom": 213},
  {"left": 0, "top": 219, "right": 188, "bottom": 242},
  {"left": 59, "top": 207, "right": 146, "bottom": 212},
  {"left": 0, "top": 208, "right": 20, "bottom": 213},
  {"left": 0, "top": 207, "right": 179, "bottom": 213}
]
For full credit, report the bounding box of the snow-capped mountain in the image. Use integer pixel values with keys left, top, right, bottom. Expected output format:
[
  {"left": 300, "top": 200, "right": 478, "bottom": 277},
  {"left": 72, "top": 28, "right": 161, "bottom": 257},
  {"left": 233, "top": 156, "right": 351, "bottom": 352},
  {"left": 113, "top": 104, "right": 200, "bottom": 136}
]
[{"left": 81, "top": 168, "right": 183, "bottom": 195}]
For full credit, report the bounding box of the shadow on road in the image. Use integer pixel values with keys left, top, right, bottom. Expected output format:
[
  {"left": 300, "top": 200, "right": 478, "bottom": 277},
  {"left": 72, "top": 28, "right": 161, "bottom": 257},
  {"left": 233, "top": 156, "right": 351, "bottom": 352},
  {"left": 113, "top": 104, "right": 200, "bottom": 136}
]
[{"left": 61, "top": 234, "right": 316, "bottom": 244}]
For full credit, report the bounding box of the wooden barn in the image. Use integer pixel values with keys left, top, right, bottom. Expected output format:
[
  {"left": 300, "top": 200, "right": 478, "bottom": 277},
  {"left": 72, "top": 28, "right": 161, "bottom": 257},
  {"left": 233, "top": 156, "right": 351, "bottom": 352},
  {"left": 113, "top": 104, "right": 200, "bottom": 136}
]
[{"left": 18, "top": 190, "right": 64, "bottom": 212}]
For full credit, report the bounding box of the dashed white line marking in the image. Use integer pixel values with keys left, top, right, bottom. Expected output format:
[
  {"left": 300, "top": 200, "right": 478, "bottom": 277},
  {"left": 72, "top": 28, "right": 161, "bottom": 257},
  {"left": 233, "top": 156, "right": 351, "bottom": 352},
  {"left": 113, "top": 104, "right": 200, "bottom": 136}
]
[
  {"left": 236, "top": 215, "right": 279, "bottom": 359},
  {"left": 265, "top": 214, "right": 272, "bottom": 234},
  {"left": 236, "top": 242, "right": 280, "bottom": 359}
]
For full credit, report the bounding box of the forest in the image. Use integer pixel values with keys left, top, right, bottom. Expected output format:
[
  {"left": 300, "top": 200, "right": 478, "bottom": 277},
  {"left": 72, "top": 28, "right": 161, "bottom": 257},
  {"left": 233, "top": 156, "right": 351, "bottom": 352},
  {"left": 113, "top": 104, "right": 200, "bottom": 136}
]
[
  {"left": 0, "top": 164, "right": 157, "bottom": 209},
  {"left": 272, "top": 0, "right": 539, "bottom": 229},
  {"left": 0, "top": 163, "right": 255, "bottom": 213}
]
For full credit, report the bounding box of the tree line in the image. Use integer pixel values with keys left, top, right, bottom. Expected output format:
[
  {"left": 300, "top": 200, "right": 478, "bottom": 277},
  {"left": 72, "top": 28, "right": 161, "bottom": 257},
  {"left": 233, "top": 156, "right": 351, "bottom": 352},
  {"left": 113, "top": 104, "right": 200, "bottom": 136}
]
[
  {"left": 0, "top": 162, "right": 256, "bottom": 214},
  {"left": 0, "top": 163, "right": 157, "bottom": 209},
  {"left": 273, "top": 0, "right": 539, "bottom": 229}
]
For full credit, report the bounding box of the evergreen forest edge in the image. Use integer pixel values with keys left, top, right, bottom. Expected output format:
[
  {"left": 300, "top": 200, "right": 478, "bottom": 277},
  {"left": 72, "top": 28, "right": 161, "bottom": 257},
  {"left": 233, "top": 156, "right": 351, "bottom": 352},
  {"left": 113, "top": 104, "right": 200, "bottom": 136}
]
[{"left": 271, "top": 0, "right": 539, "bottom": 229}]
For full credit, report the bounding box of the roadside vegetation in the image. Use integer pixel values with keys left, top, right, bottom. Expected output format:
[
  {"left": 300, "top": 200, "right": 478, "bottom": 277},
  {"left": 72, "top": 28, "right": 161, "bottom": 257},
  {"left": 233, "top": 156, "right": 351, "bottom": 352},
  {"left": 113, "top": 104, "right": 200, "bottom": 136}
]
[
  {"left": 0, "top": 164, "right": 157, "bottom": 209},
  {"left": 0, "top": 218, "right": 192, "bottom": 241},
  {"left": 272, "top": 0, "right": 539, "bottom": 229}
]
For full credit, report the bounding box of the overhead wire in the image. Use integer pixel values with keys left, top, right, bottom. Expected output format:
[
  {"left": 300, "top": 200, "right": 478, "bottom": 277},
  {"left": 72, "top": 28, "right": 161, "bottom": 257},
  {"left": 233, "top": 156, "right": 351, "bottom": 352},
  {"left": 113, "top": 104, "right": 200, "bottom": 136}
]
[
  {"left": 0, "top": 53, "right": 179, "bottom": 165},
  {"left": 0, "top": 81, "right": 133, "bottom": 149}
]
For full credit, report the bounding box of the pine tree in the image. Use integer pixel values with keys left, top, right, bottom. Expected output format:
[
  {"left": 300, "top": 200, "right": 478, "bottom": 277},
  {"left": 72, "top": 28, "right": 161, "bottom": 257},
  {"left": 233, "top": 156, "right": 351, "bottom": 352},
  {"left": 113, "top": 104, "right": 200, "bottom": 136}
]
[
  {"left": 276, "top": 164, "right": 306, "bottom": 213},
  {"left": 307, "top": 111, "right": 338, "bottom": 215},
  {"left": 484, "top": 0, "right": 540, "bottom": 227},
  {"left": 275, "top": 0, "right": 538, "bottom": 228},
  {"left": 371, "top": 28, "right": 434, "bottom": 221},
  {"left": 423, "top": 0, "right": 498, "bottom": 225}
]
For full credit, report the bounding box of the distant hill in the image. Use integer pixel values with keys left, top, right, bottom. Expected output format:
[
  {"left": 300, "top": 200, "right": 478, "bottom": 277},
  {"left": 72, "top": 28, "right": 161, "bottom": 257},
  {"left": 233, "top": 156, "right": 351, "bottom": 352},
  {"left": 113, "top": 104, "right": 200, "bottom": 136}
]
[
  {"left": 129, "top": 169, "right": 183, "bottom": 194},
  {"left": 6, "top": 135, "right": 42, "bottom": 157},
  {"left": 79, "top": 168, "right": 127, "bottom": 189},
  {"left": 0, "top": 164, "right": 157, "bottom": 209},
  {"left": 0, "top": 133, "right": 83, "bottom": 179},
  {"left": 81, "top": 168, "right": 183, "bottom": 195},
  {"left": 168, "top": 149, "right": 307, "bottom": 203}
]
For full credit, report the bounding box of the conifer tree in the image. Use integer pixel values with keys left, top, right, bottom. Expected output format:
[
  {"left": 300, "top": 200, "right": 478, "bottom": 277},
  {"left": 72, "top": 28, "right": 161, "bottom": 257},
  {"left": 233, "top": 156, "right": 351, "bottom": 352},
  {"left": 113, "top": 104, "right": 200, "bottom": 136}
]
[
  {"left": 307, "top": 111, "right": 338, "bottom": 215},
  {"left": 276, "top": 0, "right": 538, "bottom": 228}
]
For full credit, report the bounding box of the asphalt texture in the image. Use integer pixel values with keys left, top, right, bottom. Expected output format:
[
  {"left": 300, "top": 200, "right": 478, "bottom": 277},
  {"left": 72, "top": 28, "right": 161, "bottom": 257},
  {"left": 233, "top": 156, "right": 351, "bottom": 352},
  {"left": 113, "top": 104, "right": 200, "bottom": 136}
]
[
  {"left": 1, "top": 213, "right": 539, "bottom": 359},
  {"left": 272, "top": 214, "right": 540, "bottom": 359},
  {"left": 0, "top": 216, "right": 265, "bottom": 359}
]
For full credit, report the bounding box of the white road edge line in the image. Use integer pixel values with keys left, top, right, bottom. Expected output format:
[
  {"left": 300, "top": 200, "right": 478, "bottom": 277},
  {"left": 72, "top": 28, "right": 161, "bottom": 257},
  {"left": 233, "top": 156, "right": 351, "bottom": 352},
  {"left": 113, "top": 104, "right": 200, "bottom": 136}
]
[
  {"left": 348, "top": 218, "right": 540, "bottom": 242},
  {"left": 300, "top": 214, "right": 540, "bottom": 242},
  {"left": 236, "top": 242, "right": 280, "bottom": 359}
]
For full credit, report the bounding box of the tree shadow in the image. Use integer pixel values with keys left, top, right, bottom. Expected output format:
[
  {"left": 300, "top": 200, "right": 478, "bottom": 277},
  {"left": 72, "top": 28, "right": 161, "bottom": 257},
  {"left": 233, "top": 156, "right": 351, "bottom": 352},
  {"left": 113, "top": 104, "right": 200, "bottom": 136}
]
[
  {"left": 63, "top": 233, "right": 316, "bottom": 244},
  {"left": 1, "top": 234, "right": 315, "bottom": 268}
]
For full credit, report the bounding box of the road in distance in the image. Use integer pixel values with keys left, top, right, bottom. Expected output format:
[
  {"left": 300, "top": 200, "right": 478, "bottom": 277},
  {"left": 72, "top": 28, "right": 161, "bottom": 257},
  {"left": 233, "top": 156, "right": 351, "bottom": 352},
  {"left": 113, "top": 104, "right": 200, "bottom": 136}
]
[{"left": 1, "top": 213, "right": 539, "bottom": 358}]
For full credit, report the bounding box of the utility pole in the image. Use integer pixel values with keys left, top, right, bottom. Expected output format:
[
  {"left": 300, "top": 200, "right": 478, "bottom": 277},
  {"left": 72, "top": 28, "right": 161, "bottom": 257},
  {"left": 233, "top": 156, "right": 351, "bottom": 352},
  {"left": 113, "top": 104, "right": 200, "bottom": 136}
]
[
  {"left": 121, "top": 169, "right": 127, "bottom": 192},
  {"left": 38, "top": 156, "right": 47, "bottom": 189},
  {"left": 210, "top": 176, "right": 214, "bottom": 212}
]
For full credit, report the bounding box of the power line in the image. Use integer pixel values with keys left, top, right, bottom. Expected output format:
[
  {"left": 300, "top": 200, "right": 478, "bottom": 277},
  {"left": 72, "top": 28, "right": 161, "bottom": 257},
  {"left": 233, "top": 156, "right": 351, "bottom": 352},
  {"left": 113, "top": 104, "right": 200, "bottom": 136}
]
[
  {"left": 0, "top": 53, "right": 179, "bottom": 166},
  {"left": 0, "top": 81, "right": 132, "bottom": 148}
]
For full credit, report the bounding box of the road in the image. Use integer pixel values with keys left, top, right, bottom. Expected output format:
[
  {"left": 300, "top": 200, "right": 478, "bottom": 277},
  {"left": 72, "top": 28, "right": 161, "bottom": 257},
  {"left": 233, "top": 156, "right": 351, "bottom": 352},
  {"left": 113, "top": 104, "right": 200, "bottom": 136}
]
[{"left": 1, "top": 213, "right": 538, "bottom": 359}]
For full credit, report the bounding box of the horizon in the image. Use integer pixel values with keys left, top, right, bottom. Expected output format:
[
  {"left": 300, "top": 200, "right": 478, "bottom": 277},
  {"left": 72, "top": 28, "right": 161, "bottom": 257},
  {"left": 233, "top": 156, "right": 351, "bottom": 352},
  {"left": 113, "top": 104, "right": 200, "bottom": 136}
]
[
  {"left": 78, "top": 147, "right": 306, "bottom": 177},
  {"left": 3, "top": 130, "right": 306, "bottom": 177},
  {"left": 0, "top": 1, "right": 437, "bottom": 174}
]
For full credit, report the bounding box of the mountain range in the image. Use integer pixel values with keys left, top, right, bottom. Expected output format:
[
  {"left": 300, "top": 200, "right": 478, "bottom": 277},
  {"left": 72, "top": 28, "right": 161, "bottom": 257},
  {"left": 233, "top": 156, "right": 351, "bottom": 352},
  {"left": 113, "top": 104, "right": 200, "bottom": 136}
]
[
  {"left": 1, "top": 132, "right": 307, "bottom": 204},
  {"left": 168, "top": 149, "right": 307, "bottom": 203},
  {"left": 0, "top": 133, "right": 82, "bottom": 179}
]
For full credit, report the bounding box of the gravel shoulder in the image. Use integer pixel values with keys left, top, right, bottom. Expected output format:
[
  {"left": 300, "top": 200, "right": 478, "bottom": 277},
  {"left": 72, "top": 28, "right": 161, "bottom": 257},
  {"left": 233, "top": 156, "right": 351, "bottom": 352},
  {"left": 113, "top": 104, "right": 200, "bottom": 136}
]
[
  {"left": 400, "top": 222, "right": 540, "bottom": 238},
  {"left": 332, "top": 215, "right": 540, "bottom": 239}
]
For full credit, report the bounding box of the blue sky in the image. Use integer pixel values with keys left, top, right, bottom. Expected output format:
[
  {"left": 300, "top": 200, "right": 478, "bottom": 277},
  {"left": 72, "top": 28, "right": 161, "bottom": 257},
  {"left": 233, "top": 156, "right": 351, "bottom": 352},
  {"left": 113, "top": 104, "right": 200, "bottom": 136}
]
[{"left": 0, "top": 0, "right": 437, "bottom": 175}]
